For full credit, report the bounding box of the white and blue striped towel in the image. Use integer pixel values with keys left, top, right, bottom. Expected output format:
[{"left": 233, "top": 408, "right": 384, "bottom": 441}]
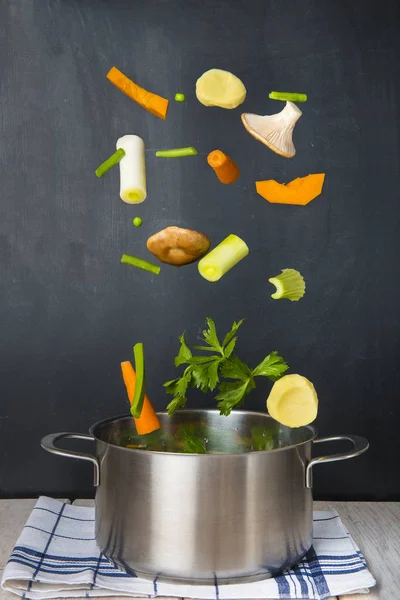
[{"left": 1, "top": 497, "right": 376, "bottom": 600}]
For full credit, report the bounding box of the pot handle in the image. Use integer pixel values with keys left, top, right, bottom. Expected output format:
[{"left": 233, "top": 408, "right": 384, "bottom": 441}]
[
  {"left": 41, "top": 433, "right": 100, "bottom": 487},
  {"left": 305, "top": 435, "right": 369, "bottom": 488}
]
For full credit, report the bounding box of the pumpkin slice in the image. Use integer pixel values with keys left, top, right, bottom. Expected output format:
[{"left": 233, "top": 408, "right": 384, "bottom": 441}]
[{"left": 256, "top": 173, "right": 325, "bottom": 205}]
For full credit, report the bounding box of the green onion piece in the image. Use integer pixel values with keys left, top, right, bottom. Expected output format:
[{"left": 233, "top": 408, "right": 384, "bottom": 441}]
[
  {"left": 133, "top": 217, "right": 143, "bottom": 227},
  {"left": 269, "top": 91, "right": 307, "bottom": 103},
  {"left": 198, "top": 234, "right": 249, "bottom": 282},
  {"left": 269, "top": 269, "right": 305, "bottom": 301},
  {"left": 121, "top": 254, "right": 160, "bottom": 275},
  {"left": 175, "top": 93, "right": 186, "bottom": 102},
  {"left": 156, "top": 147, "right": 197, "bottom": 158},
  {"left": 130, "top": 343, "right": 146, "bottom": 418},
  {"left": 95, "top": 148, "right": 125, "bottom": 178}
]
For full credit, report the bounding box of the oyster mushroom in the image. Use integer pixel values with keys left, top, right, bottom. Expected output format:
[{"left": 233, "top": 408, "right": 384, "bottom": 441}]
[
  {"left": 147, "top": 226, "right": 210, "bottom": 266},
  {"left": 241, "top": 101, "right": 302, "bottom": 158}
]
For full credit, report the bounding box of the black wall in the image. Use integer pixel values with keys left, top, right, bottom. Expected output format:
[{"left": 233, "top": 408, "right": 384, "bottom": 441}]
[{"left": 1, "top": 0, "right": 399, "bottom": 499}]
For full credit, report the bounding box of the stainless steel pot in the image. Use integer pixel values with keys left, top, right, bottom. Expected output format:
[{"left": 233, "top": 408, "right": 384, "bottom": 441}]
[{"left": 41, "top": 410, "right": 368, "bottom": 584}]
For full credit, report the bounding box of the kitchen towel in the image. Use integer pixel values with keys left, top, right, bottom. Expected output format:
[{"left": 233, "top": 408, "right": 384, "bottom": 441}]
[{"left": 1, "top": 497, "right": 376, "bottom": 600}]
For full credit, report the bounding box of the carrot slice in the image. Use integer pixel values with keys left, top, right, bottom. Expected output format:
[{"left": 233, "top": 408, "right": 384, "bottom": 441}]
[
  {"left": 121, "top": 361, "right": 161, "bottom": 435},
  {"left": 256, "top": 174, "right": 325, "bottom": 205},
  {"left": 207, "top": 150, "right": 240, "bottom": 184},
  {"left": 134, "top": 396, "right": 161, "bottom": 435},
  {"left": 107, "top": 67, "right": 169, "bottom": 120}
]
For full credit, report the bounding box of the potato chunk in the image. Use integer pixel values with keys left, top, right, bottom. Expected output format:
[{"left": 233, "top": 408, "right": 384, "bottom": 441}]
[
  {"left": 267, "top": 374, "right": 318, "bottom": 428},
  {"left": 147, "top": 226, "right": 210, "bottom": 266},
  {"left": 196, "top": 69, "right": 246, "bottom": 109}
]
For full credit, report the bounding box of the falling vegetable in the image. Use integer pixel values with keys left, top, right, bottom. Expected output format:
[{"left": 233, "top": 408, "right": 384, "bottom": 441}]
[
  {"left": 121, "top": 361, "right": 161, "bottom": 434},
  {"left": 175, "top": 93, "right": 186, "bottom": 102},
  {"left": 269, "top": 269, "right": 305, "bottom": 301},
  {"left": 121, "top": 253, "right": 160, "bottom": 275},
  {"left": 133, "top": 217, "right": 143, "bottom": 227},
  {"left": 198, "top": 234, "right": 249, "bottom": 282},
  {"left": 241, "top": 101, "right": 302, "bottom": 158},
  {"left": 256, "top": 174, "right": 325, "bottom": 205},
  {"left": 267, "top": 374, "right": 318, "bottom": 428},
  {"left": 196, "top": 69, "right": 246, "bottom": 109},
  {"left": 95, "top": 148, "right": 125, "bottom": 178},
  {"left": 130, "top": 343, "right": 146, "bottom": 419},
  {"left": 106, "top": 66, "right": 168, "bottom": 120},
  {"left": 147, "top": 226, "right": 210, "bottom": 266},
  {"left": 269, "top": 91, "right": 307, "bottom": 103},
  {"left": 207, "top": 150, "right": 240, "bottom": 184},
  {"left": 117, "top": 135, "right": 147, "bottom": 204},
  {"left": 164, "top": 317, "right": 288, "bottom": 417},
  {"left": 155, "top": 147, "right": 197, "bottom": 158}
]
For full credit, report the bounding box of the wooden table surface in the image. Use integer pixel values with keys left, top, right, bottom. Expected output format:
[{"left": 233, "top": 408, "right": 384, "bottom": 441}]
[{"left": 1, "top": 499, "right": 398, "bottom": 600}]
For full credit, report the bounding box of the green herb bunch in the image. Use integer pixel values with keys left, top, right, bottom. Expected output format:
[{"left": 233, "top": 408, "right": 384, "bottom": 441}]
[{"left": 164, "top": 318, "right": 289, "bottom": 416}]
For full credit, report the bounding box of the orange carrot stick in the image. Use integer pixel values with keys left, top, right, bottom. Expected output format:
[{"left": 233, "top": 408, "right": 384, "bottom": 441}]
[
  {"left": 207, "top": 150, "right": 240, "bottom": 184},
  {"left": 107, "top": 66, "right": 169, "bottom": 120},
  {"left": 121, "top": 361, "right": 161, "bottom": 435}
]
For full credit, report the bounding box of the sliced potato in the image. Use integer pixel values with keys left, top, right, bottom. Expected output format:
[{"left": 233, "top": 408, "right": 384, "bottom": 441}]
[
  {"left": 267, "top": 374, "right": 318, "bottom": 428},
  {"left": 147, "top": 226, "right": 210, "bottom": 266},
  {"left": 196, "top": 69, "right": 246, "bottom": 109}
]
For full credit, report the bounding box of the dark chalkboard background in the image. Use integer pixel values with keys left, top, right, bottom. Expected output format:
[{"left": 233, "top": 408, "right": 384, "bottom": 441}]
[{"left": 1, "top": 0, "right": 399, "bottom": 500}]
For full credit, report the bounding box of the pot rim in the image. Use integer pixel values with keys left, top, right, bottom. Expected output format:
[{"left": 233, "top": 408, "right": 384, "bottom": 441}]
[{"left": 89, "top": 410, "right": 318, "bottom": 456}]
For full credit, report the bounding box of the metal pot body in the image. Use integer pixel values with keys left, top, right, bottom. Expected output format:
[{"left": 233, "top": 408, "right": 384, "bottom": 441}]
[
  {"left": 94, "top": 426, "right": 312, "bottom": 582},
  {"left": 41, "top": 410, "right": 369, "bottom": 585}
]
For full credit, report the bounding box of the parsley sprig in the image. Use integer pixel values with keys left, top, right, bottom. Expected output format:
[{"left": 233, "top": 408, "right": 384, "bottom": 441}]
[{"left": 164, "top": 318, "right": 289, "bottom": 416}]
